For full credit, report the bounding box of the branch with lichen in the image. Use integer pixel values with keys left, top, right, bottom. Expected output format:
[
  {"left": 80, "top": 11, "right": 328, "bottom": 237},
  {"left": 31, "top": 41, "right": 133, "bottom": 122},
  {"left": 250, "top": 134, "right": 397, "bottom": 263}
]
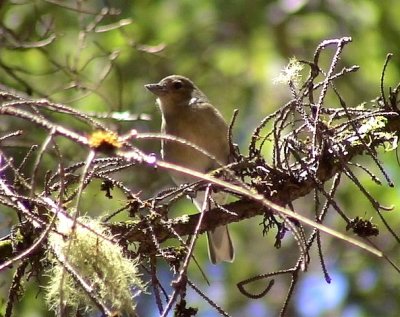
[{"left": 1, "top": 38, "right": 400, "bottom": 316}]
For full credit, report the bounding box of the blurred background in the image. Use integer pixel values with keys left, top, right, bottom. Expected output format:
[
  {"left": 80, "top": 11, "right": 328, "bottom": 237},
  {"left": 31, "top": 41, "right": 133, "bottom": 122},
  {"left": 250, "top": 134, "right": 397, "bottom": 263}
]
[{"left": 1, "top": 0, "right": 400, "bottom": 316}]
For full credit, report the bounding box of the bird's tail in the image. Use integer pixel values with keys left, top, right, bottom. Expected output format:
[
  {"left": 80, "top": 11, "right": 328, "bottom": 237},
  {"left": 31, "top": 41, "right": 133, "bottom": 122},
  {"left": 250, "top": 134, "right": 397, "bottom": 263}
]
[
  {"left": 193, "top": 190, "right": 235, "bottom": 264},
  {"left": 207, "top": 225, "right": 234, "bottom": 264}
]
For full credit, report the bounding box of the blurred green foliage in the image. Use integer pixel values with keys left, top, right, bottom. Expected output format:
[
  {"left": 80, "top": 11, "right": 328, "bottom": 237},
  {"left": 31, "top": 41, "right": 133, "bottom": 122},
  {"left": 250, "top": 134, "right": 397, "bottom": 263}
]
[{"left": 1, "top": 0, "right": 400, "bottom": 316}]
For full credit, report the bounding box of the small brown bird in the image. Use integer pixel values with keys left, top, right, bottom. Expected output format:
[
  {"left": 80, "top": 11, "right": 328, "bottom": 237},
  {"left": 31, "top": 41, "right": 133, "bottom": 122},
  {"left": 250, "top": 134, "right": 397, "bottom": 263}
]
[{"left": 145, "top": 75, "right": 234, "bottom": 264}]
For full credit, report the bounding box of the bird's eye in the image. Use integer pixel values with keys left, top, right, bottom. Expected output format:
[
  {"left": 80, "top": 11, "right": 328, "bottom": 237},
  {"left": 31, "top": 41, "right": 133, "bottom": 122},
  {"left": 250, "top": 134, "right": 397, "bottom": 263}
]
[{"left": 172, "top": 81, "right": 183, "bottom": 89}]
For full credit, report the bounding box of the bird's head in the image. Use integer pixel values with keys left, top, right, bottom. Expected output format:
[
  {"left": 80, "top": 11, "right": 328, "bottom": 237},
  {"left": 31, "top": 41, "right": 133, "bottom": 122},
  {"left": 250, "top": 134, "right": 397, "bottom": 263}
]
[{"left": 145, "top": 75, "right": 207, "bottom": 112}]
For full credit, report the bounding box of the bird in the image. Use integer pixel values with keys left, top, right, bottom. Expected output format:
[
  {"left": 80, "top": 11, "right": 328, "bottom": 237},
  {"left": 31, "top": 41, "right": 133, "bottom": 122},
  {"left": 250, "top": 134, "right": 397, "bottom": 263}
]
[{"left": 145, "top": 75, "right": 234, "bottom": 264}]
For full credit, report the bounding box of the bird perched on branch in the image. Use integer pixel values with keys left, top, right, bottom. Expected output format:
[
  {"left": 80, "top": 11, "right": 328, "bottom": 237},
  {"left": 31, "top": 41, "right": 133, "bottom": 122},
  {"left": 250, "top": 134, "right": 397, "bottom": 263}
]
[{"left": 145, "top": 75, "right": 234, "bottom": 264}]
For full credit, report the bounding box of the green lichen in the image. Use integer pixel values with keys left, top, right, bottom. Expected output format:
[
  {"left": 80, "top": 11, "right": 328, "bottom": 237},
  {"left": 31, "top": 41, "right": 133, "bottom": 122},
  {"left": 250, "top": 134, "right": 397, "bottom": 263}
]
[
  {"left": 339, "top": 116, "right": 397, "bottom": 151},
  {"left": 45, "top": 217, "right": 145, "bottom": 315}
]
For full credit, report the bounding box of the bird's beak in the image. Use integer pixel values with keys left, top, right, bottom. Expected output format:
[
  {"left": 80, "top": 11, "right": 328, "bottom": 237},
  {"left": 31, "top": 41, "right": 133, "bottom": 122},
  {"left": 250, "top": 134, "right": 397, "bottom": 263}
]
[{"left": 145, "top": 83, "right": 166, "bottom": 96}]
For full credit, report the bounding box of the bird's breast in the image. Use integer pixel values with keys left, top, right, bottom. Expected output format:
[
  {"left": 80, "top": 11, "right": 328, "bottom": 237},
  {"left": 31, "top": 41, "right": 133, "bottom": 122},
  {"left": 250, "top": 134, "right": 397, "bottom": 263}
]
[{"left": 160, "top": 108, "right": 229, "bottom": 177}]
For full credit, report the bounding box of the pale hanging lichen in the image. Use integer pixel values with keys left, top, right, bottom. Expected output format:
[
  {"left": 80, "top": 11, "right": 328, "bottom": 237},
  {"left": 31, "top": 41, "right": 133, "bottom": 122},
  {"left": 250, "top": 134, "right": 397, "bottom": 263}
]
[
  {"left": 45, "top": 217, "right": 145, "bottom": 316},
  {"left": 273, "top": 57, "right": 304, "bottom": 87}
]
